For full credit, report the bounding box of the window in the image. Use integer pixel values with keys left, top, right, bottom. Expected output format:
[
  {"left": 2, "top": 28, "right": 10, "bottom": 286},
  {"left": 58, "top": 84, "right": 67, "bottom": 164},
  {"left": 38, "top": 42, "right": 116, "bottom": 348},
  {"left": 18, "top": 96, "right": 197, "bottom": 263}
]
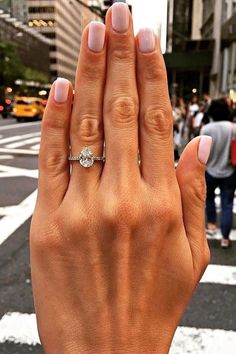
[
  {"left": 50, "top": 58, "right": 57, "bottom": 64},
  {"left": 50, "top": 45, "right": 57, "bottom": 51},
  {"left": 16, "top": 100, "right": 32, "bottom": 105},
  {"left": 28, "top": 19, "right": 56, "bottom": 27},
  {"left": 44, "top": 32, "right": 56, "bottom": 39},
  {"left": 28, "top": 7, "right": 55, "bottom": 14}
]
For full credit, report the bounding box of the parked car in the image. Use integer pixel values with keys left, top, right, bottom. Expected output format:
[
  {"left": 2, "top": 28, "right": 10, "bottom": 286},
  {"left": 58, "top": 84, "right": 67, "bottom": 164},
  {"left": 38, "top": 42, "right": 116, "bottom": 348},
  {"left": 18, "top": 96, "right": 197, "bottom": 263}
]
[{"left": 12, "top": 97, "right": 45, "bottom": 122}]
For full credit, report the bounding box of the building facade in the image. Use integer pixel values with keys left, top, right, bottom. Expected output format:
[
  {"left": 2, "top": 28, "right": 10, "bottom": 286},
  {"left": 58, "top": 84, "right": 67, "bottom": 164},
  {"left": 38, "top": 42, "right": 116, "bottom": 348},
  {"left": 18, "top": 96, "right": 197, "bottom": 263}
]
[
  {"left": 0, "top": 10, "right": 50, "bottom": 75},
  {"left": 27, "top": 0, "right": 103, "bottom": 83},
  {"left": 165, "top": 0, "right": 213, "bottom": 99},
  {"left": 0, "top": 0, "right": 28, "bottom": 22},
  {"left": 221, "top": 0, "right": 236, "bottom": 95},
  {"left": 166, "top": 0, "right": 236, "bottom": 98}
]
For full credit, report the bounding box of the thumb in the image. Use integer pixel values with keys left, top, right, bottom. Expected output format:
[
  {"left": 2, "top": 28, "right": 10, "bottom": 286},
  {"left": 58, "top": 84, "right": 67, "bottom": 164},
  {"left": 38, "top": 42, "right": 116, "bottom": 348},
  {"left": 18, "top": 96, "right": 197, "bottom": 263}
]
[{"left": 176, "top": 136, "right": 212, "bottom": 278}]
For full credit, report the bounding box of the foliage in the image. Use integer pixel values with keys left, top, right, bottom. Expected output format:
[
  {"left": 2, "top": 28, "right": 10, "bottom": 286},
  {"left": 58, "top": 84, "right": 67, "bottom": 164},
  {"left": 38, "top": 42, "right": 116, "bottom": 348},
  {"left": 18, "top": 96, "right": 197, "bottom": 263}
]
[
  {"left": 0, "top": 41, "right": 24, "bottom": 86},
  {"left": 0, "top": 40, "right": 49, "bottom": 99},
  {"left": 23, "top": 67, "right": 49, "bottom": 84}
]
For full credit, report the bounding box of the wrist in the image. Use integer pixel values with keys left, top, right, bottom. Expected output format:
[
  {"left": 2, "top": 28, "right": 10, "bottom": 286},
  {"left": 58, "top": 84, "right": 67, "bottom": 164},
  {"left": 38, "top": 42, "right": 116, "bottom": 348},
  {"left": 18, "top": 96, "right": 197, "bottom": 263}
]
[{"left": 42, "top": 327, "right": 176, "bottom": 354}]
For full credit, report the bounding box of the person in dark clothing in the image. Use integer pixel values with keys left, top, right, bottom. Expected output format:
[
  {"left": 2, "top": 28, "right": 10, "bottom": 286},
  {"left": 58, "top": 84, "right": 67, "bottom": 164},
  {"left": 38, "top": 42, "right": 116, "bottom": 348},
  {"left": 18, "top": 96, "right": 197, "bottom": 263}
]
[{"left": 201, "top": 99, "right": 236, "bottom": 248}]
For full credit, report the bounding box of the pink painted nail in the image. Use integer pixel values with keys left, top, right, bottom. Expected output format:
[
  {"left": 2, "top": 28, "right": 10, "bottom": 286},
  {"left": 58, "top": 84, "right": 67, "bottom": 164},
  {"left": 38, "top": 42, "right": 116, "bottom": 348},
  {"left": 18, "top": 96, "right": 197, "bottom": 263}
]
[
  {"left": 54, "top": 78, "right": 70, "bottom": 103},
  {"left": 88, "top": 21, "right": 106, "bottom": 52},
  {"left": 138, "top": 28, "right": 155, "bottom": 53},
  {"left": 112, "top": 2, "right": 129, "bottom": 33},
  {"left": 198, "top": 136, "right": 212, "bottom": 164}
]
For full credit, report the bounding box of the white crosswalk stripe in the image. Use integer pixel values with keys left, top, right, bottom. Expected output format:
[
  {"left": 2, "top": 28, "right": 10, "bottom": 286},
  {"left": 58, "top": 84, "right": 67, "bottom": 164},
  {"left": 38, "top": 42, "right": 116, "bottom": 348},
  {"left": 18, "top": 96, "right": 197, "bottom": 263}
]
[
  {"left": 0, "top": 132, "right": 40, "bottom": 145},
  {"left": 0, "top": 313, "right": 236, "bottom": 353},
  {"left": 5, "top": 137, "right": 41, "bottom": 149},
  {"left": 0, "top": 131, "right": 41, "bottom": 154},
  {"left": 30, "top": 144, "right": 40, "bottom": 150}
]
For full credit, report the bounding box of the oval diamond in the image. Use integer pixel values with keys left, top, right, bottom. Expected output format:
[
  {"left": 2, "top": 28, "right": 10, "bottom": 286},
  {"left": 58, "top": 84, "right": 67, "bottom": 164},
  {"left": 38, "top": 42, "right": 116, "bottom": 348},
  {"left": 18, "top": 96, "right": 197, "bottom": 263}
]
[{"left": 79, "top": 147, "right": 94, "bottom": 168}]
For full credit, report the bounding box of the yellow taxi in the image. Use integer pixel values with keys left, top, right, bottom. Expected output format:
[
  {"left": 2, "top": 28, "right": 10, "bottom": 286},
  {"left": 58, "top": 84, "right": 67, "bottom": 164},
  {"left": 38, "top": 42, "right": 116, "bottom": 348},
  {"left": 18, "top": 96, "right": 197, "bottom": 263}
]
[{"left": 12, "top": 97, "right": 45, "bottom": 122}]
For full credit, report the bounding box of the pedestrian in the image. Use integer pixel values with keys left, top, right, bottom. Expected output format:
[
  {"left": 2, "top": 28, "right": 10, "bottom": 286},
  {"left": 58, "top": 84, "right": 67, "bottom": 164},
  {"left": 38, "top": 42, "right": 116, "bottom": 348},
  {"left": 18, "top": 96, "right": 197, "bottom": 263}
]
[
  {"left": 203, "top": 93, "right": 211, "bottom": 109},
  {"left": 187, "top": 96, "right": 199, "bottom": 141},
  {"left": 193, "top": 102, "right": 205, "bottom": 137},
  {"left": 202, "top": 93, "right": 211, "bottom": 125},
  {"left": 173, "top": 97, "right": 186, "bottom": 159},
  {"left": 201, "top": 99, "right": 236, "bottom": 248}
]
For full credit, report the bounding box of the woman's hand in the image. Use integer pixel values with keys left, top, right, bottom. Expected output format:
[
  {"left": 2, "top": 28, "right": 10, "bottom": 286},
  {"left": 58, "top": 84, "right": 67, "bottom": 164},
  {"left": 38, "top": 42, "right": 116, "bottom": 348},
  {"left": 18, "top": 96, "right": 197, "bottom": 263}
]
[{"left": 30, "top": 3, "right": 212, "bottom": 354}]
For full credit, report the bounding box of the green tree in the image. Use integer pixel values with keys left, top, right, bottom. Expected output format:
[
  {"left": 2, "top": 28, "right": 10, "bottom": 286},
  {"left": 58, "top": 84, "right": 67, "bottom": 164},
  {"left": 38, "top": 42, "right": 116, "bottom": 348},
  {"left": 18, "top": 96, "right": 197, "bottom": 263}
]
[
  {"left": 0, "top": 41, "right": 24, "bottom": 100},
  {"left": 0, "top": 40, "right": 49, "bottom": 100},
  {"left": 0, "top": 41, "right": 24, "bottom": 84},
  {"left": 24, "top": 67, "right": 49, "bottom": 84}
]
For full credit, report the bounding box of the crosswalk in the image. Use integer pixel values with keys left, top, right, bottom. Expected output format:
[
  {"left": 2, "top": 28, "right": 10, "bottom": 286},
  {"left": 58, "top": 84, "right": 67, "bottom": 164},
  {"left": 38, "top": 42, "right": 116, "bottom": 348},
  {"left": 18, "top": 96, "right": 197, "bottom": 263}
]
[{"left": 0, "top": 131, "right": 40, "bottom": 155}]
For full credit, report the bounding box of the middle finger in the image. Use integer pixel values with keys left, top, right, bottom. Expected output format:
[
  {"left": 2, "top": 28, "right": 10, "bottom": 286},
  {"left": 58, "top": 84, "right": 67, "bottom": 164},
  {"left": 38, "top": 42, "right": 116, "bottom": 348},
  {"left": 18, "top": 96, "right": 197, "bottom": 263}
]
[{"left": 103, "top": 3, "right": 139, "bottom": 178}]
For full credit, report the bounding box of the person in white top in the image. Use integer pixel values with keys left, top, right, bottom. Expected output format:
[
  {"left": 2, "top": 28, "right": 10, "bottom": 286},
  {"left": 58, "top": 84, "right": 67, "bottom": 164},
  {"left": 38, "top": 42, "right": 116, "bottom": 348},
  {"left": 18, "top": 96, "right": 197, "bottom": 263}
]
[
  {"left": 188, "top": 96, "right": 199, "bottom": 141},
  {"left": 193, "top": 102, "right": 205, "bottom": 136}
]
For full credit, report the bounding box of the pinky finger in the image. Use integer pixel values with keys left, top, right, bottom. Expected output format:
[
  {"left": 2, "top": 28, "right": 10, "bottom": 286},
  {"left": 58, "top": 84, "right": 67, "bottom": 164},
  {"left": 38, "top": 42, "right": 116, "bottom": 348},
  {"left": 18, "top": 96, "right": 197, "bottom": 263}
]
[{"left": 38, "top": 78, "right": 73, "bottom": 210}]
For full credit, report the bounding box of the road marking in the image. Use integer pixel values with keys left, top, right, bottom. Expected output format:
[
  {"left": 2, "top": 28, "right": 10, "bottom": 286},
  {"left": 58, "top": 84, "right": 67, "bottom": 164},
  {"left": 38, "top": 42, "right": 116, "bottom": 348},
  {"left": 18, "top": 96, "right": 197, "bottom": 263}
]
[
  {"left": 0, "top": 132, "right": 40, "bottom": 145},
  {"left": 0, "top": 155, "right": 13, "bottom": 160},
  {"left": 171, "top": 326, "right": 236, "bottom": 354},
  {"left": 1, "top": 312, "right": 236, "bottom": 353},
  {"left": 0, "top": 148, "right": 38, "bottom": 155},
  {"left": 6, "top": 137, "right": 41, "bottom": 149},
  {"left": 0, "top": 313, "right": 40, "bottom": 345},
  {"left": 0, "top": 122, "right": 41, "bottom": 131},
  {"left": 0, "top": 164, "right": 38, "bottom": 178},
  {"left": 201, "top": 264, "right": 236, "bottom": 285},
  {"left": 0, "top": 190, "right": 37, "bottom": 245},
  {"left": 30, "top": 144, "right": 40, "bottom": 150}
]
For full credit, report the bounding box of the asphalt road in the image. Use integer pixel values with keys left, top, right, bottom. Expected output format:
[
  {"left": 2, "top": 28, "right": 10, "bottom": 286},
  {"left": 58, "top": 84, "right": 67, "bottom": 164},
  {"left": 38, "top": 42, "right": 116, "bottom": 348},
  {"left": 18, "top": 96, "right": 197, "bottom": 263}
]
[{"left": 0, "top": 117, "right": 236, "bottom": 354}]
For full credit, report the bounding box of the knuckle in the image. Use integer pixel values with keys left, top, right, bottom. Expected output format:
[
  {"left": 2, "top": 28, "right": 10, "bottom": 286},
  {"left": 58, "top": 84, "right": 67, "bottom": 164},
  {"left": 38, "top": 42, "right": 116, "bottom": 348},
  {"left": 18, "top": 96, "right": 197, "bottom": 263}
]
[
  {"left": 144, "top": 105, "right": 173, "bottom": 138},
  {"left": 187, "top": 176, "right": 206, "bottom": 204},
  {"left": 143, "top": 55, "right": 167, "bottom": 82},
  {"left": 74, "top": 114, "right": 102, "bottom": 144},
  {"left": 111, "top": 40, "right": 134, "bottom": 62},
  {"left": 108, "top": 96, "right": 138, "bottom": 127},
  {"left": 102, "top": 194, "right": 141, "bottom": 228},
  {"left": 39, "top": 150, "right": 68, "bottom": 176},
  {"left": 81, "top": 58, "right": 104, "bottom": 81},
  {"left": 43, "top": 111, "right": 68, "bottom": 131},
  {"left": 30, "top": 218, "right": 63, "bottom": 254},
  {"left": 156, "top": 197, "right": 181, "bottom": 226}
]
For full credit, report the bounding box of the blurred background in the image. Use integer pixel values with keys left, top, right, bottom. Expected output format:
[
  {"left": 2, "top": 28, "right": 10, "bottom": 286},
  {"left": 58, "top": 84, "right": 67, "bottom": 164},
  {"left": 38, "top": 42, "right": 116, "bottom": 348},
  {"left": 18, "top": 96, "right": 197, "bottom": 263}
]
[{"left": 0, "top": 1, "right": 235, "bottom": 353}]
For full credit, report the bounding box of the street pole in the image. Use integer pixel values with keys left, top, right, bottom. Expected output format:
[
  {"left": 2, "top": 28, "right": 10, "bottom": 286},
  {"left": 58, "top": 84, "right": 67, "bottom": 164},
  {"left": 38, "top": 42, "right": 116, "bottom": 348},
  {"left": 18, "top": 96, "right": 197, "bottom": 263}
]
[{"left": 167, "top": 0, "right": 174, "bottom": 53}]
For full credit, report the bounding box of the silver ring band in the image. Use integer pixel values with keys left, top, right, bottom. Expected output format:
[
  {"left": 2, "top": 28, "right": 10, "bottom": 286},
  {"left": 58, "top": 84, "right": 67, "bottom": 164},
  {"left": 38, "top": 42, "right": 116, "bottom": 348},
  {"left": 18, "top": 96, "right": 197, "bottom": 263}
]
[{"left": 69, "top": 147, "right": 105, "bottom": 168}]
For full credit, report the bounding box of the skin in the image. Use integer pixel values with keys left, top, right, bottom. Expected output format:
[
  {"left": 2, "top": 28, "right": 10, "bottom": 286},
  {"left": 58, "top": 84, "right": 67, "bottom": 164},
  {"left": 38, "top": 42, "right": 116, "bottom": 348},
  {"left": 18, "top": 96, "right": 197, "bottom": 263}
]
[{"left": 30, "top": 8, "right": 210, "bottom": 354}]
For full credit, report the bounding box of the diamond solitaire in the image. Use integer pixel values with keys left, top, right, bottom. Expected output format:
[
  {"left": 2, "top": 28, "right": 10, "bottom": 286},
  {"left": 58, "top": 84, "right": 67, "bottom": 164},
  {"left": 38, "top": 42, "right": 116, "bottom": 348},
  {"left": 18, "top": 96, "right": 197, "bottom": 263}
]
[
  {"left": 79, "top": 147, "right": 94, "bottom": 168},
  {"left": 69, "top": 147, "right": 105, "bottom": 168}
]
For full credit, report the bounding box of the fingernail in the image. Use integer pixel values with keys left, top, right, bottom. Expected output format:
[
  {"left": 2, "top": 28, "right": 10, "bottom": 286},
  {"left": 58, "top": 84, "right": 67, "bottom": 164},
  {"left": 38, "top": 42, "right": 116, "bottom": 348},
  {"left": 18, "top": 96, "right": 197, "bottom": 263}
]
[
  {"left": 88, "top": 21, "right": 106, "bottom": 52},
  {"left": 112, "top": 2, "right": 129, "bottom": 33},
  {"left": 198, "top": 136, "right": 212, "bottom": 164},
  {"left": 54, "top": 78, "right": 70, "bottom": 103},
  {"left": 138, "top": 28, "right": 155, "bottom": 53}
]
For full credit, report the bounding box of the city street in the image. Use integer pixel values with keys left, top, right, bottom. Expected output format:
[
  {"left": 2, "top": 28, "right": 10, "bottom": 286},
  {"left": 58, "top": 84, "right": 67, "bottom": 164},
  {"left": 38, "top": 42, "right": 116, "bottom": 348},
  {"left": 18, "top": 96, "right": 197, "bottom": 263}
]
[{"left": 0, "top": 117, "right": 236, "bottom": 354}]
